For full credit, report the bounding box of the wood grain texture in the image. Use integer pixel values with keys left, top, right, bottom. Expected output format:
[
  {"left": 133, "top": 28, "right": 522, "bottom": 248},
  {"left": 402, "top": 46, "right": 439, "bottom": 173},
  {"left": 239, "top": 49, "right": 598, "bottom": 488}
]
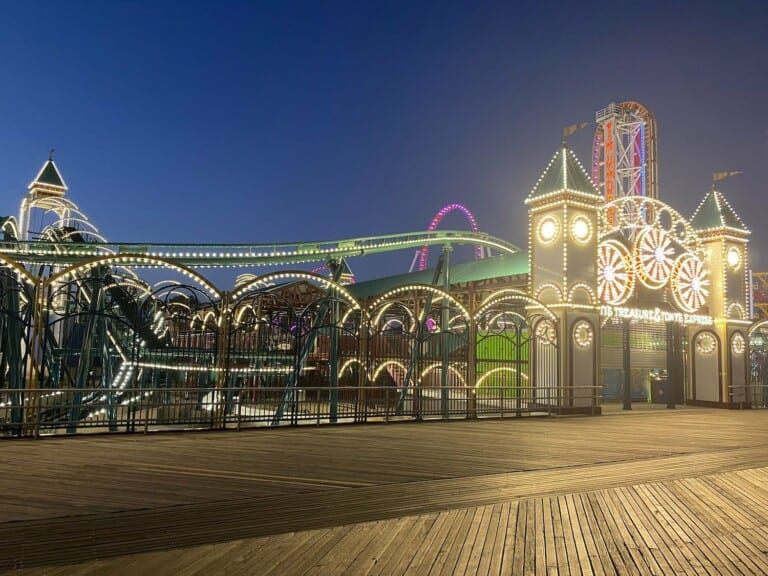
[{"left": 3, "top": 406, "right": 768, "bottom": 574}]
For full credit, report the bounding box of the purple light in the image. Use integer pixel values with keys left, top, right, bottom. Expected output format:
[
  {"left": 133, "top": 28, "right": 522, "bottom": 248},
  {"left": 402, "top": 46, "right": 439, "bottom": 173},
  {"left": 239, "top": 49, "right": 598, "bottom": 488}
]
[{"left": 418, "top": 203, "right": 483, "bottom": 271}]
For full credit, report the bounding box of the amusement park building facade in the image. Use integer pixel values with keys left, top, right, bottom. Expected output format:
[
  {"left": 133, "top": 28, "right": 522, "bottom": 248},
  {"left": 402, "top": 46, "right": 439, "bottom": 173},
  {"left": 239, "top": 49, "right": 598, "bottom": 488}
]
[{"left": 0, "top": 102, "right": 757, "bottom": 436}]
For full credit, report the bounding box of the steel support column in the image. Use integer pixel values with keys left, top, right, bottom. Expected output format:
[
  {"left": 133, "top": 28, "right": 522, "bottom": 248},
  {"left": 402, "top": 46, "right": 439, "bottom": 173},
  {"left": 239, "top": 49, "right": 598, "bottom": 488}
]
[
  {"left": 329, "top": 299, "right": 339, "bottom": 423},
  {"left": 623, "top": 318, "right": 632, "bottom": 410},
  {"left": 271, "top": 259, "right": 345, "bottom": 426},
  {"left": 440, "top": 245, "right": 451, "bottom": 417},
  {"left": 396, "top": 254, "right": 445, "bottom": 415}
]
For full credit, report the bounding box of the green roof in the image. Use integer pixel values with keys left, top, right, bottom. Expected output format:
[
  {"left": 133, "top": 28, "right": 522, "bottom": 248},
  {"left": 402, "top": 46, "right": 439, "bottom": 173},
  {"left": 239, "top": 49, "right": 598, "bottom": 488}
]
[
  {"left": 527, "top": 143, "right": 600, "bottom": 202},
  {"left": 348, "top": 252, "right": 530, "bottom": 299},
  {"left": 30, "top": 159, "right": 67, "bottom": 190},
  {"left": 690, "top": 188, "right": 748, "bottom": 233}
]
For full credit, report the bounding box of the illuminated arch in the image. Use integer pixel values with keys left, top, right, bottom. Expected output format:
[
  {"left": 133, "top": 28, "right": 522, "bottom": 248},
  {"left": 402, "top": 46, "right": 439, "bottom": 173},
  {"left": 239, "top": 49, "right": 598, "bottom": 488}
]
[
  {"left": 475, "top": 289, "right": 558, "bottom": 322},
  {"left": 0, "top": 253, "right": 37, "bottom": 287},
  {"left": 369, "top": 284, "right": 471, "bottom": 324},
  {"left": 371, "top": 301, "right": 418, "bottom": 332},
  {"left": 599, "top": 196, "right": 700, "bottom": 252},
  {"left": 567, "top": 283, "right": 597, "bottom": 306},
  {"left": 233, "top": 303, "right": 260, "bottom": 325},
  {"left": 475, "top": 367, "right": 529, "bottom": 389},
  {"left": 373, "top": 361, "right": 408, "bottom": 382},
  {"left": 233, "top": 270, "right": 361, "bottom": 311},
  {"left": 339, "top": 359, "right": 369, "bottom": 381},
  {"left": 49, "top": 254, "right": 222, "bottom": 300},
  {"left": 748, "top": 319, "right": 768, "bottom": 338},
  {"left": 0, "top": 216, "right": 20, "bottom": 240},
  {"left": 726, "top": 302, "right": 746, "bottom": 321},
  {"left": 419, "top": 363, "right": 467, "bottom": 387},
  {"left": 534, "top": 283, "right": 563, "bottom": 304},
  {"left": 418, "top": 203, "right": 484, "bottom": 271},
  {"left": 382, "top": 317, "right": 407, "bottom": 331}
]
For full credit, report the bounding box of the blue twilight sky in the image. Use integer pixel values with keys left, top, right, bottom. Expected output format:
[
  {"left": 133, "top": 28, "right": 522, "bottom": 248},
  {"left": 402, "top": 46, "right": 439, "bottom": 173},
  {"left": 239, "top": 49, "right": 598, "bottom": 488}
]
[{"left": 1, "top": 0, "right": 766, "bottom": 286}]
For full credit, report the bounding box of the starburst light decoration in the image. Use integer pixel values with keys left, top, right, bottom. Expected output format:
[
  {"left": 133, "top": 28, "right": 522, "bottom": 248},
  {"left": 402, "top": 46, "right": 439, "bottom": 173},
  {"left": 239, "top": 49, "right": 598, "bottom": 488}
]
[
  {"left": 597, "top": 240, "right": 633, "bottom": 304},
  {"left": 635, "top": 228, "right": 675, "bottom": 289},
  {"left": 671, "top": 255, "right": 710, "bottom": 313}
]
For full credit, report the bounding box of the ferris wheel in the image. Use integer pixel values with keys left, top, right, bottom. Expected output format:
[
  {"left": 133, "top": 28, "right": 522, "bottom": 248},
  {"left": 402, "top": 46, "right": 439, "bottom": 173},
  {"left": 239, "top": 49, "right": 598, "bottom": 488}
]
[
  {"left": 597, "top": 240, "right": 633, "bottom": 304},
  {"left": 671, "top": 254, "right": 709, "bottom": 312}
]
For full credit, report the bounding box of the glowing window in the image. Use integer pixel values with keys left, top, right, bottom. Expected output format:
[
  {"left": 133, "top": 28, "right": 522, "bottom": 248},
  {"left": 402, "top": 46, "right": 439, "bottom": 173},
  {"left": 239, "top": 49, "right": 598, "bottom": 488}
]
[
  {"left": 727, "top": 247, "right": 741, "bottom": 270},
  {"left": 538, "top": 217, "right": 559, "bottom": 245},
  {"left": 571, "top": 216, "right": 592, "bottom": 244}
]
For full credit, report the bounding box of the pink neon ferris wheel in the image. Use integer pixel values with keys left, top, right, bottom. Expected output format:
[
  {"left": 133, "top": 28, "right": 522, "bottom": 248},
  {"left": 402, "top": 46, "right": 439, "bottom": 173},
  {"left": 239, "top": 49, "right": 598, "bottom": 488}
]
[{"left": 417, "top": 203, "right": 486, "bottom": 271}]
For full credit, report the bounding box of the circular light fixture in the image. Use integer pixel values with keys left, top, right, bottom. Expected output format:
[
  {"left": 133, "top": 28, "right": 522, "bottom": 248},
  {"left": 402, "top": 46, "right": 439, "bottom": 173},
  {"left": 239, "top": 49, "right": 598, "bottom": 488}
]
[
  {"left": 696, "top": 332, "right": 716, "bottom": 355},
  {"left": 573, "top": 320, "right": 593, "bottom": 349},
  {"left": 571, "top": 216, "right": 592, "bottom": 244},
  {"left": 732, "top": 333, "right": 745, "bottom": 355},
  {"left": 727, "top": 247, "right": 741, "bottom": 270},
  {"left": 597, "top": 240, "right": 634, "bottom": 305},
  {"left": 535, "top": 319, "right": 557, "bottom": 346},
  {"left": 635, "top": 228, "right": 675, "bottom": 289},
  {"left": 537, "top": 217, "right": 559, "bottom": 245},
  {"left": 672, "top": 254, "right": 710, "bottom": 313}
]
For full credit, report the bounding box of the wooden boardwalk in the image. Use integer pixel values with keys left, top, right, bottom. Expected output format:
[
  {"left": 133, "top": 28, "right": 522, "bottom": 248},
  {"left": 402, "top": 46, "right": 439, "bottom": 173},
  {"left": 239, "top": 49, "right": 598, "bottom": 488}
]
[{"left": 3, "top": 405, "right": 768, "bottom": 574}]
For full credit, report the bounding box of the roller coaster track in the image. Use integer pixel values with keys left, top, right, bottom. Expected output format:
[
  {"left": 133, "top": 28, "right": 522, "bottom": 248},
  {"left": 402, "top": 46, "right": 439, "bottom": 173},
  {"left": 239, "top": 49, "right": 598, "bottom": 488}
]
[{"left": 0, "top": 230, "right": 520, "bottom": 269}]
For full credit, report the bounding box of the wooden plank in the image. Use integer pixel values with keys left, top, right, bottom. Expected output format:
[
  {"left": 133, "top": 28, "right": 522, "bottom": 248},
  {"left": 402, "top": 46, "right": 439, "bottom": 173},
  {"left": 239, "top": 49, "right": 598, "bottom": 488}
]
[
  {"left": 643, "top": 482, "right": 714, "bottom": 575},
  {"left": 563, "top": 493, "right": 594, "bottom": 576},
  {"left": 541, "top": 496, "right": 559, "bottom": 576},
  {"left": 549, "top": 496, "right": 571, "bottom": 576},
  {"left": 494, "top": 501, "right": 518, "bottom": 576},
  {"left": 473, "top": 503, "right": 502, "bottom": 576},
  {"left": 590, "top": 490, "right": 641, "bottom": 576},
  {"left": 462, "top": 505, "right": 494, "bottom": 576},
  {"left": 570, "top": 493, "right": 605, "bottom": 576},
  {"left": 557, "top": 494, "right": 584, "bottom": 575},
  {"left": 425, "top": 508, "right": 474, "bottom": 576},
  {"left": 621, "top": 485, "right": 686, "bottom": 575},
  {"left": 401, "top": 511, "right": 458, "bottom": 575},
  {"left": 684, "top": 476, "right": 768, "bottom": 575},
  {"left": 629, "top": 483, "right": 696, "bottom": 575},
  {"left": 658, "top": 480, "right": 740, "bottom": 576},
  {"left": 506, "top": 499, "right": 526, "bottom": 576},
  {"left": 375, "top": 514, "right": 438, "bottom": 576},
  {"left": 529, "top": 499, "right": 544, "bottom": 576}
]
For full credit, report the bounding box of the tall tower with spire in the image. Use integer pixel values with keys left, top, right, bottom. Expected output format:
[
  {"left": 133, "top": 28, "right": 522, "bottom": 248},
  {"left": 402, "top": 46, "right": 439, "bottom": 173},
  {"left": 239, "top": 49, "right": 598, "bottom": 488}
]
[
  {"left": 526, "top": 142, "right": 604, "bottom": 412},
  {"left": 19, "top": 154, "right": 68, "bottom": 241},
  {"left": 689, "top": 186, "right": 751, "bottom": 406}
]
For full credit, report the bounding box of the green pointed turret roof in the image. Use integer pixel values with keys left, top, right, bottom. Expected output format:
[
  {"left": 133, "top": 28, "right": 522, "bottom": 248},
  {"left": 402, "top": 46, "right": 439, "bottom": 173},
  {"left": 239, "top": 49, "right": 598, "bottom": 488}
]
[
  {"left": 526, "top": 142, "right": 600, "bottom": 203},
  {"left": 690, "top": 188, "right": 749, "bottom": 234},
  {"left": 28, "top": 158, "right": 67, "bottom": 193}
]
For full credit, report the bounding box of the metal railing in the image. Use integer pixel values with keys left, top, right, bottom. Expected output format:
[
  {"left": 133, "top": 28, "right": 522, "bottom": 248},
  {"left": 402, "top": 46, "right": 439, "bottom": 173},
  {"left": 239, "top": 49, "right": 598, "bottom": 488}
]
[{"left": 0, "top": 384, "right": 603, "bottom": 438}]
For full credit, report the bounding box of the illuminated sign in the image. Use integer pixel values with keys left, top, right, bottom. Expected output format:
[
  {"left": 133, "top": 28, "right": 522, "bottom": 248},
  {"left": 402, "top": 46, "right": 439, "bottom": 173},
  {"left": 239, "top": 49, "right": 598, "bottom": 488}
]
[
  {"left": 604, "top": 121, "right": 616, "bottom": 225},
  {"left": 604, "top": 121, "right": 615, "bottom": 201},
  {"left": 600, "top": 305, "right": 713, "bottom": 326}
]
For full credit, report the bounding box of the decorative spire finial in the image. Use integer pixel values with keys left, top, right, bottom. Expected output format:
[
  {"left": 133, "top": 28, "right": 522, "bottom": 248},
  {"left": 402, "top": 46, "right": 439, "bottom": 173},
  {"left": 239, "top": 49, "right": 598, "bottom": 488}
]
[{"left": 49, "top": 148, "right": 55, "bottom": 161}]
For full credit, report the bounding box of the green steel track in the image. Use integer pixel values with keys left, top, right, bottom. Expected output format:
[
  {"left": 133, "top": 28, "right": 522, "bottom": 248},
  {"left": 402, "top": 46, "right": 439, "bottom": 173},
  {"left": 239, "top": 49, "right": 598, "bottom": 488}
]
[{"left": 0, "top": 230, "right": 520, "bottom": 268}]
